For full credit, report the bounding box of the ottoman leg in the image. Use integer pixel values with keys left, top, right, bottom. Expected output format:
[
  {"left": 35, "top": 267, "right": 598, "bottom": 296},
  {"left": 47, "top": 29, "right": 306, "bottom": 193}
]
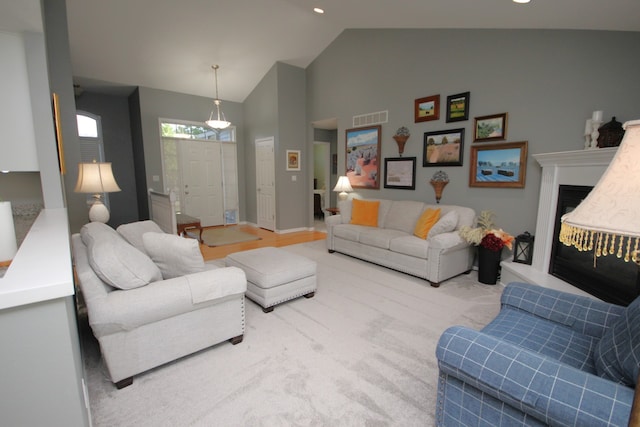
[
  {"left": 262, "top": 306, "right": 274, "bottom": 313},
  {"left": 303, "top": 292, "right": 315, "bottom": 298}
]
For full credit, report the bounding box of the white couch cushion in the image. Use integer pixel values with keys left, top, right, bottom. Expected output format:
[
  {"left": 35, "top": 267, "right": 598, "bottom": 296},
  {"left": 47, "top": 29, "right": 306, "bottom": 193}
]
[
  {"left": 427, "top": 210, "right": 459, "bottom": 239},
  {"left": 389, "top": 235, "right": 430, "bottom": 258},
  {"left": 80, "top": 222, "right": 162, "bottom": 290},
  {"left": 384, "top": 201, "right": 426, "bottom": 233},
  {"left": 116, "top": 220, "right": 164, "bottom": 254},
  {"left": 359, "top": 229, "right": 407, "bottom": 249},
  {"left": 143, "top": 232, "right": 205, "bottom": 279},
  {"left": 333, "top": 223, "right": 372, "bottom": 241}
]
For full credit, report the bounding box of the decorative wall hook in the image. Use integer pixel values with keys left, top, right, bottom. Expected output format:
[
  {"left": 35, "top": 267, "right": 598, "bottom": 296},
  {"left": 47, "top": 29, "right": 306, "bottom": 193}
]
[
  {"left": 393, "top": 126, "right": 410, "bottom": 156},
  {"left": 430, "top": 170, "right": 449, "bottom": 204}
]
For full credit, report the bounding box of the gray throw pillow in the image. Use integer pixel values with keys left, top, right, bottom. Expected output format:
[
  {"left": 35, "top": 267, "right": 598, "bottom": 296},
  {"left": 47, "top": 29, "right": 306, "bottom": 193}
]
[
  {"left": 116, "top": 220, "right": 164, "bottom": 255},
  {"left": 427, "top": 210, "right": 459, "bottom": 239},
  {"left": 81, "top": 222, "right": 163, "bottom": 290},
  {"left": 593, "top": 296, "right": 640, "bottom": 386},
  {"left": 143, "top": 232, "right": 205, "bottom": 279}
]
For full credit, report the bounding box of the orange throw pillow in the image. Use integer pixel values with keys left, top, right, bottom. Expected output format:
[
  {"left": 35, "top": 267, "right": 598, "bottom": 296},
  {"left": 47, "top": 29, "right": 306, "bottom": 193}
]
[
  {"left": 350, "top": 199, "right": 380, "bottom": 227},
  {"left": 413, "top": 208, "right": 441, "bottom": 239}
]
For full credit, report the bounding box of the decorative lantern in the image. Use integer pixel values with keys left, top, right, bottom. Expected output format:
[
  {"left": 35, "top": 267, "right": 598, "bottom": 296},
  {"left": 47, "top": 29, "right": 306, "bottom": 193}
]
[
  {"left": 597, "top": 117, "right": 625, "bottom": 148},
  {"left": 513, "top": 231, "right": 534, "bottom": 265}
]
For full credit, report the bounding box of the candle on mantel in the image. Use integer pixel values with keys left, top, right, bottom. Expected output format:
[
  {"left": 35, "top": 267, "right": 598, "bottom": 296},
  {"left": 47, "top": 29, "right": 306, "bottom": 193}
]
[
  {"left": 0, "top": 201, "right": 17, "bottom": 263},
  {"left": 592, "top": 110, "right": 603, "bottom": 122},
  {"left": 585, "top": 118, "right": 592, "bottom": 135}
]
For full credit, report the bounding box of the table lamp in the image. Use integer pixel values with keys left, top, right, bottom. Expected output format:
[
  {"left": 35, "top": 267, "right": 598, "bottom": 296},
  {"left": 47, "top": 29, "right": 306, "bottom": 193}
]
[
  {"left": 74, "top": 161, "right": 121, "bottom": 223},
  {"left": 333, "top": 176, "right": 353, "bottom": 201}
]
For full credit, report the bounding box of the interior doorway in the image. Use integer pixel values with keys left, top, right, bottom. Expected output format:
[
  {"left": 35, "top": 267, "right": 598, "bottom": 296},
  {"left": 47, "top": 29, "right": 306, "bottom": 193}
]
[{"left": 311, "top": 118, "right": 338, "bottom": 229}]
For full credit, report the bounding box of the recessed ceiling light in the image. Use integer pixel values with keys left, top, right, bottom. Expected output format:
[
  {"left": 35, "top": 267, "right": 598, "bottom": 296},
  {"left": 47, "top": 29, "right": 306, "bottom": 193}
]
[
  {"left": 313, "top": 7, "right": 324, "bottom": 14},
  {"left": 513, "top": 0, "right": 531, "bottom": 3}
]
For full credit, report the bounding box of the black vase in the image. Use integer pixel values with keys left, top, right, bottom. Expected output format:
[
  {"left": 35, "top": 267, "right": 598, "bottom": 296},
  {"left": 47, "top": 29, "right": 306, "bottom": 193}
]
[{"left": 478, "top": 246, "right": 502, "bottom": 285}]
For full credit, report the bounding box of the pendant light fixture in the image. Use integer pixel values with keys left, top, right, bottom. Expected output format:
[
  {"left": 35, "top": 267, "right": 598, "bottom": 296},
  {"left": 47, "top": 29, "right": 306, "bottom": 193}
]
[{"left": 205, "top": 65, "right": 231, "bottom": 129}]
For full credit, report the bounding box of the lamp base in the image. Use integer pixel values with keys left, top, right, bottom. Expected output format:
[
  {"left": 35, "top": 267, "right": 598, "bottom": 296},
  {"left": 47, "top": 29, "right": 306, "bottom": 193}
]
[
  {"left": 89, "top": 200, "right": 110, "bottom": 223},
  {"left": 338, "top": 192, "right": 348, "bottom": 201}
]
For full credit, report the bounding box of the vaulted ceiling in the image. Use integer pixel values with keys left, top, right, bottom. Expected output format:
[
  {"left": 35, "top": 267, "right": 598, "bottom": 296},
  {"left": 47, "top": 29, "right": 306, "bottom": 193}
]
[{"left": 3, "top": 0, "right": 640, "bottom": 102}]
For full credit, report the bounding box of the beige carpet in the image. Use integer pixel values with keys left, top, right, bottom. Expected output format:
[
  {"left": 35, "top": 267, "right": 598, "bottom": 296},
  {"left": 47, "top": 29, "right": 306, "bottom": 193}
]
[
  {"left": 200, "top": 227, "right": 261, "bottom": 247},
  {"left": 80, "top": 240, "right": 503, "bottom": 426}
]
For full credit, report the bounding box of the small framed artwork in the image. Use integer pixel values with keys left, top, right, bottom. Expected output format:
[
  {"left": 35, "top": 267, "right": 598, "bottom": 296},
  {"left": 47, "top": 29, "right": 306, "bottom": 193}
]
[
  {"left": 414, "top": 95, "right": 440, "bottom": 123},
  {"left": 446, "top": 91, "right": 470, "bottom": 122},
  {"left": 346, "top": 125, "right": 381, "bottom": 189},
  {"left": 384, "top": 157, "right": 416, "bottom": 190},
  {"left": 423, "top": 128, "right": 465, "bottom": 167},
  {"left": 474, "top": 113, "right": 508, "bottom": 142},
  {"left": 286, "top": 150, "right": 301, "bottom": 171},
  {"left": 469, "top": 141, "right": 528, "bottom": 188}
]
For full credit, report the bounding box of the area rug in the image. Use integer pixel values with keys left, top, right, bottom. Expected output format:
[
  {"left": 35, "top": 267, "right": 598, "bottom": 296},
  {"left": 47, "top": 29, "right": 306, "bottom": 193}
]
[
  {"left": 80, "top": 240, "right": 503, "bottom": 426},
  {"left": 200, "top": 227, "right": 261, "bottom": 247}
]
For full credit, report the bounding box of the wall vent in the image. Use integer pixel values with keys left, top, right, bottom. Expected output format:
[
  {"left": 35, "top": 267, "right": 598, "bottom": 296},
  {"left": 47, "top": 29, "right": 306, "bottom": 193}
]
[{"left": 352, "top": 110, "right": 388, "bottom": 127}]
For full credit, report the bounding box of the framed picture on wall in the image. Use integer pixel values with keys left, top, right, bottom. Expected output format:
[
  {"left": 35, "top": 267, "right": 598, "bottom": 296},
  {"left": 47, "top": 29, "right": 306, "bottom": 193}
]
[
  {"left": 345, "top": 125, "right": 381, "bottom": 189},
  {"left": 384, "top": 157, "right": 416, "bottom": 190},
  {"left": 414, "top": 95, "right": 440, "bottom": 122},
  {"left": 423, "top": 128, "right": 465, "bottom": 167},
  {"left": 445, "top": 91, "right": 470, "bottom": 122},
  {"left": 286, "top": 150, "right": 301, "bottom": 171},
  {"left": 469, "top": 141, "right": 528, "bottom": 188},
  {"left": 474, "top": 113, "right": 508, "bottom": 142}
]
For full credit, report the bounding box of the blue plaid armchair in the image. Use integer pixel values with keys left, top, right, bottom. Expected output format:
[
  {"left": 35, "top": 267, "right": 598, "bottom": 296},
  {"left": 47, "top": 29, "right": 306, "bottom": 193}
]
[{"left": 436, "top": 282, "right": 640, "bottom": 426}]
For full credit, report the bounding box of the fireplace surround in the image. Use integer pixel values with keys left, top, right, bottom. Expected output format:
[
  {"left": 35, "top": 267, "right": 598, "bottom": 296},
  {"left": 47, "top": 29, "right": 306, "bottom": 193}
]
[{"left": 501, "top": 147, "right": 618, "bottom": 298}]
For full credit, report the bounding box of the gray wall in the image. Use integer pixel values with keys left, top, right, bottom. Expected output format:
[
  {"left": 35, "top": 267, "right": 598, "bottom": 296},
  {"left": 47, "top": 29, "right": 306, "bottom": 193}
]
[
  {"left": 243, "top": 62, "right": 307, "bottom": 230},
  {"left": 75, "top": 92, "right": 140, "bottom": 227},
  {"left": 306, "top": 29, "right": 640, "bottom": 237},
  {"left": 243, "top": 64, "right": 279, "bottom": 226},
  {"left": 276, "top": 63, "right": 307, "bottom": 230}
]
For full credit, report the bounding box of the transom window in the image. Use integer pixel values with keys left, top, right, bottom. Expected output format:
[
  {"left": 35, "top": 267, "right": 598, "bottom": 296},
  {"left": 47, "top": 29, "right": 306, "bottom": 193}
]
[{"left": 160, "top": 120, "right": 235, "bottom": 142}]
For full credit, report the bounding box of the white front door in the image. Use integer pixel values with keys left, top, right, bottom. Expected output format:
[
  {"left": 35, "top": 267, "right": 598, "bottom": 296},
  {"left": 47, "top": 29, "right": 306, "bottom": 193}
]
[
  {"left": 180, "top": 140, "right": 224, "bottom": 227},
  {"left": 255, "top": 137, "right": 276, "bottom": 231}
]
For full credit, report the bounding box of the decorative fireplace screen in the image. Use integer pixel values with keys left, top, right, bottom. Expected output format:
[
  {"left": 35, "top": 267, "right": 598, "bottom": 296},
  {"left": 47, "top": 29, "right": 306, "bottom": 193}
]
[{"left": 549, "top": 185, "right": 639, "bottom": 306}]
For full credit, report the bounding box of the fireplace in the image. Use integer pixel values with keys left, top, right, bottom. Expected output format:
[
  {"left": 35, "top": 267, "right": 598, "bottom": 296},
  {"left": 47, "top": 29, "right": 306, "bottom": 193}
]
[
  {"left": 501, "top": 147, "right": 620, "bottom": 298},
  {"left": 549, "top": 185, "right": 639, "bottom": 306}
]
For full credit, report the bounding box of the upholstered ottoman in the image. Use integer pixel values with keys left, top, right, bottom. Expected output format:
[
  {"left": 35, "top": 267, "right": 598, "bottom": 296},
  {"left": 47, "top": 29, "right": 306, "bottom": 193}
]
[{"left": 225, "top": 246, "right": 316, "bottom": 312}]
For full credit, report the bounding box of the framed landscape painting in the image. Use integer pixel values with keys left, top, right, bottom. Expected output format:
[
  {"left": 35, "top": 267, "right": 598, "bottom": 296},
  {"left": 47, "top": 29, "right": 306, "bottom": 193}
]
[
  {"left": 469, "top": 141, "right": 528, "bottom": 188},
  {"left": 415, "top": 95, "right": 440, "bottom": 122},
  {"left": 384, "top": 157, "right": 416, "bottom": 190},
  {"left": 474, "top": 113, "right": 508, "bottom": 142},
  {"left": 423, "top": 128, "right": 465, "bottom": 167},
  {"left": 345, "top": 125, "right": 381, "bottom": 189},
  {"left": 446, "top": 91, "right": 470, "bottom": 122}
]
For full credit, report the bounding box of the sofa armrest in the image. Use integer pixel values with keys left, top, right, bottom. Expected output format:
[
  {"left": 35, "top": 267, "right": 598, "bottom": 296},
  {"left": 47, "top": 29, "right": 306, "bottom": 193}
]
[
  {"left": 325, "top": 214, "right": 342, "bottom": 227},
  {"left": 428, "top": 231, "right": 468, "bottom": 251},
  {"left": 501, "top": 282, "right": 625, "bottom": 338},
  {"left": 87, "top": 266, "right": 246, "bottom": 336},
  {"left": 437, "top": 326, "right": 633, "bottom": 427}
]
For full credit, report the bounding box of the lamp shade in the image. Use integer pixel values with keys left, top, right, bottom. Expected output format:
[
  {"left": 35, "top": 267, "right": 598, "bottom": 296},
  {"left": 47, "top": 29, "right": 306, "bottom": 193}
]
[
  {"left": 560, "top": 119, "right": 640, "bottom": 263},
  {"left": 74, "top": 162, "right": 121, "bottom": 194},
  {"left": 333, "top": 176, "right": 353, "bottom": 193}
]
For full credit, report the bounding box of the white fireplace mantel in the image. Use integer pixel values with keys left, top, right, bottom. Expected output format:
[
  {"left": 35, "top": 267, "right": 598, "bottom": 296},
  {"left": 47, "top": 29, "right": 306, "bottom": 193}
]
[{"left": 500, "top": 147, "right": 617, "bottom": 297}]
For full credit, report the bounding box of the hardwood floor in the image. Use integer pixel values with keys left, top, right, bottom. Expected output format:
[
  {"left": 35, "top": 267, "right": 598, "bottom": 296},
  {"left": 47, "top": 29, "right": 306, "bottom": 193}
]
[{"left": 199, "top": 224, "right": 326, "bottom": 261}]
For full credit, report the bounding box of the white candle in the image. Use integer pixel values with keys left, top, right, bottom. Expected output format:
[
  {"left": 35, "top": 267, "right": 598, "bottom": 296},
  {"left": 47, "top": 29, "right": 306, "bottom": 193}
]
[
  {"left": 592, "top": 110, "right": 603, "bottom": 122},
  {"left": 584, "top": 119, "right": 592, "bottom": 134},
  {"left": 0, "top": 201, "right": 17, "bottom": 262}
]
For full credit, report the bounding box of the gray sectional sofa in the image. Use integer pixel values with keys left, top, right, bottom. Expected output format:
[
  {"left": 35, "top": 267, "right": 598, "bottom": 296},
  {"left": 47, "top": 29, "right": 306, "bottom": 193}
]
[
  {"left": 72, "top": 221, "right": 247, "bottom": 388},
  {"left": 325, "top": 199, "right": 475, "bottom": 286}
]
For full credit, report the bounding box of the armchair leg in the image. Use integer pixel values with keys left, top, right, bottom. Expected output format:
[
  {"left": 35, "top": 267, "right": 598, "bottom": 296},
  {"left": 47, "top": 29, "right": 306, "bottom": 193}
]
[
  {"left": 229, "top": 335, "right": 244, "bottom": 345},
  {"left": 328, "top": 250, "right": 335, "bottom": 253},
  {"left": 115, "top": 377, "right": 133, "bottom": 389},
  {"left": 430, "top": 281, "right": 440, "bottom": 288}
]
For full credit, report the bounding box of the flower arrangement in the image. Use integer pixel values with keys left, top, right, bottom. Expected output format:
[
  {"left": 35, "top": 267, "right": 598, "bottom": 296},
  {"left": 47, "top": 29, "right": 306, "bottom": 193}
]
[{"left": 459, "top": 210, "right": 514, "bottom": 252}]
